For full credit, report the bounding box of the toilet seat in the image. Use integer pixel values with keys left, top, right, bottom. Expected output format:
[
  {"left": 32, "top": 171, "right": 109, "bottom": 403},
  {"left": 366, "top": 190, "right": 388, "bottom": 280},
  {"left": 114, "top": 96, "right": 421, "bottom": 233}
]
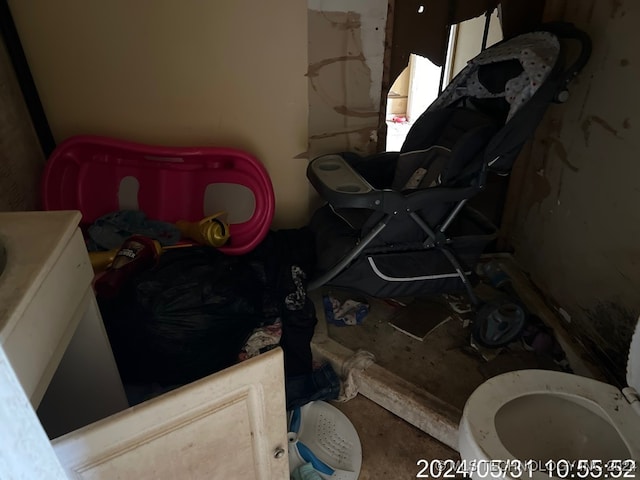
[
  {"left": 459, "top": 369, "right": 640, "bottom": 478},
  {"left": 461, "top": 317, "right": 640, "bottom": 478}
]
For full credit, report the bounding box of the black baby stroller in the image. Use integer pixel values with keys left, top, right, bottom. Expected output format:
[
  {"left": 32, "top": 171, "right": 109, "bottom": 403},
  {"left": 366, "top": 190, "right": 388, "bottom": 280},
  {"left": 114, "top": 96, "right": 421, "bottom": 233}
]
[{"left": 306, "top": 23, "right": 591, "bottom": 331}]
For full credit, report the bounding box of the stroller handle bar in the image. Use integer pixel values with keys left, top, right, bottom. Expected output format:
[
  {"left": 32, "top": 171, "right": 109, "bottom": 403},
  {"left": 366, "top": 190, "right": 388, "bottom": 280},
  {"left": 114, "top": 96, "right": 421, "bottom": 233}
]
[{"left": 542, "top": 22, "right": 593, "bottom": 92}]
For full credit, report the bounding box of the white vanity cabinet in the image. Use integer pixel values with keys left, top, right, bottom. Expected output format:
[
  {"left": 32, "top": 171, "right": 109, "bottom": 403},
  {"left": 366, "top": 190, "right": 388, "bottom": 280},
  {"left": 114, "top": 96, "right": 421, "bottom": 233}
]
[
  {"left": 0, "top": 210, "right": 128, "bottom": 435},
  {"left": 0, "top": 210, "right": 289, "bottom": 479}
]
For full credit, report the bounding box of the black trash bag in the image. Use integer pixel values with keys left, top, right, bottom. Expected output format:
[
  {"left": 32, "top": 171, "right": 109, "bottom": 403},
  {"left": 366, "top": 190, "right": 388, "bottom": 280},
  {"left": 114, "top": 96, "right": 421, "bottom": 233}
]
[{"left": 100, "top": 246, "right": 265, "bottom": 386}]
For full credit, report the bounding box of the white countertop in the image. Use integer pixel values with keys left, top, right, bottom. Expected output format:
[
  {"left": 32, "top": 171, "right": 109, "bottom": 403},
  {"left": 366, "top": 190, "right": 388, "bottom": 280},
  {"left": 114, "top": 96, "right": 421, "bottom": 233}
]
[{"left": 0, "top": 210, "right": 83, "bottom": 342}]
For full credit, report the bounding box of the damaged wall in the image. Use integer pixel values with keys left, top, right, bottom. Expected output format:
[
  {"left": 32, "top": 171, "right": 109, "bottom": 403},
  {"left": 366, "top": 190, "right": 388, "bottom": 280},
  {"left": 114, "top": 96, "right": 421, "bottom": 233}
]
[
  {"left": 7, "top": 1, "right": 309, "bottom": 228},
  {"left": 307, "top": 0, "right": 387, "bottom": 158},
  {"left": 505, "top": 0, "right": 639, "bottom": 383},
  {"left": 0, "top": 38, "right": 44, "bottom": 211}
]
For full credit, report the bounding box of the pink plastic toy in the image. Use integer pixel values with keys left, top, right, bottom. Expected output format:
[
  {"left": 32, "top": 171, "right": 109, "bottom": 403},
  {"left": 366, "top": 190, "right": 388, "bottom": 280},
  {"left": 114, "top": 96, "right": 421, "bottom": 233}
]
[{"left": 41, "top": 135, "right": 275, "bottom": 255}]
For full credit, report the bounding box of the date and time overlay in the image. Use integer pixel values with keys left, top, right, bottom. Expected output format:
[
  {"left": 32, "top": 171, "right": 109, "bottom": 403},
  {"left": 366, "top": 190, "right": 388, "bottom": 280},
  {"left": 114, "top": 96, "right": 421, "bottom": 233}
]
[{"left": 416, "top": 459, "right": 637, "bottom": 478}]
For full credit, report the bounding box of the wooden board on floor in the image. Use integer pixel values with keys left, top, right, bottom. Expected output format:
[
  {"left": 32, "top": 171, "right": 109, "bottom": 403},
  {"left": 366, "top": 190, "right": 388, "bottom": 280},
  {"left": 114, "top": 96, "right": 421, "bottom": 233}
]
[{"left": 388, "top": 298, "right": 453, "bottom": 341}]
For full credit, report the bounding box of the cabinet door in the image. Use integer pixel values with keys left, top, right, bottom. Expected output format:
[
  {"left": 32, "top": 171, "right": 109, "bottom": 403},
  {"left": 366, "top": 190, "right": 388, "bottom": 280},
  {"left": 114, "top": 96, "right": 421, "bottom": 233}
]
[{"left": 52, "top": 348, "right": 289, "bottom": 479}]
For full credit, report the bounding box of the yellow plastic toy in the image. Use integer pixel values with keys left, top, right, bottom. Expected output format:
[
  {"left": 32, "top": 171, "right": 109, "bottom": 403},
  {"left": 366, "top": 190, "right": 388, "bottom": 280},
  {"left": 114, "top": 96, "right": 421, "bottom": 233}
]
[
  {"left": 175, "top": 212, "right": 230, "bottom": 248},
  {"left": 89, "top": 213, "right": 230, "bottom": 272}
]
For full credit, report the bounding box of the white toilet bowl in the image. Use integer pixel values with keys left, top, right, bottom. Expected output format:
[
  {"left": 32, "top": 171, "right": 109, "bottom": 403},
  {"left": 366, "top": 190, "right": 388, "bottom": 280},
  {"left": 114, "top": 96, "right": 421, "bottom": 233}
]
[{"left": 459, "top": 319, "right": 640, "bottom": 479}]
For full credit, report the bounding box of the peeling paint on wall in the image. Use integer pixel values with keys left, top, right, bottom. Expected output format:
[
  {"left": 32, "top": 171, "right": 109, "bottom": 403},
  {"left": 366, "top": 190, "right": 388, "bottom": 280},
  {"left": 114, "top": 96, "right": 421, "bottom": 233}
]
[
  {"left": 548, "top": 138, "right": 579, "bottom": 172},
  {"left": 582, "top": 301, "right": 638, "bottom": 385},
  {"left": 525, "top": 159, "right": 552, "bottom": 213},
  {"left": 581, "top": 115, "right": 622, "bottom": 147}
]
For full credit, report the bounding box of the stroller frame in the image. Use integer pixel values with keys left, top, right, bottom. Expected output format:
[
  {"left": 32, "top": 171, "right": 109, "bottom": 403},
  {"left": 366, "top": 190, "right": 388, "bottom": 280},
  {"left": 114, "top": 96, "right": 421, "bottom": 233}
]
[{"left": 307, "top": 152, "right": 487, "bottom": 305}]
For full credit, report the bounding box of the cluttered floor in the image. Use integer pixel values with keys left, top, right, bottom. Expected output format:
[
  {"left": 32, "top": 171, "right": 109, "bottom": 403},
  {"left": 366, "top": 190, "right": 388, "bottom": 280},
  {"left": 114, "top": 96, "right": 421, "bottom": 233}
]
[
  {"left": 306, "top": 254, "right": 600, "bottom": 478},
  {"left": 87, "top": 211, "right": 598, "bottom": 478}
]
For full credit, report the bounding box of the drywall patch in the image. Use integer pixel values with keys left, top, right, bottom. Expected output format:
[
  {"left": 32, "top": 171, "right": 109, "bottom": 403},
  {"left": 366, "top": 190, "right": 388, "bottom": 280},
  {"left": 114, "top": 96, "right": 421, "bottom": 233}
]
[
  {"left": 310, "top": 126, "right": 374, "bottom": 140},
  {"left": 306, "top": 54, "right": 366, "bottom": 79},
  {"left": 323, "top": 14, "right": 361, "bottom": 30},
  {"left": 308, "top": 0, "right": 387, "bottom": 109},
  {"left": 333, "top": 105, "right": 378, "bottom": 118},
  {"left": 307, "top": 4, "right": 386, "bottom": 156},
  {"left": 306, "top": 13, "right": 375, "bottom": 147}
]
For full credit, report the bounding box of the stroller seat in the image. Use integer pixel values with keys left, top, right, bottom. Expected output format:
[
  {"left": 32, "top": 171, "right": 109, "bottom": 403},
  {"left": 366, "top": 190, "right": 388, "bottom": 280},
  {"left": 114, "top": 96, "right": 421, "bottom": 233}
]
[{"left": 306, "top": 23, "right": 591, "bottom": 302}]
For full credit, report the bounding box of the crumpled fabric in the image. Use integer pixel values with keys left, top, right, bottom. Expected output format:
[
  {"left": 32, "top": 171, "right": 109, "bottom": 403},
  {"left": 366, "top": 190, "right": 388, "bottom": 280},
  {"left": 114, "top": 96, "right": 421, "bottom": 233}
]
[
  {"left": 285, "top": 362, "right": 341, "bottom": 411},
  {"left": 323, "top": 295, "right": 369, "bottom": 327},
  {"left": 88, "top": 209, "right": 181, "bottom": 250},
  {"left": 334, "top": 350, "right": 376, "bottom": 402},
  {"left": 238, "top": 320, "right": 283, "bottom": 361}
]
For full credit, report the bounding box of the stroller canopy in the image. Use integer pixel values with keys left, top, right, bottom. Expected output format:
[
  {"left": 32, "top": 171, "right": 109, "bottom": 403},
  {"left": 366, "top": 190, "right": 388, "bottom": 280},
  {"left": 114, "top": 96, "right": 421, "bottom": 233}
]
[{"left": 430, "top": 32, "right": 560, "bottom": 122}]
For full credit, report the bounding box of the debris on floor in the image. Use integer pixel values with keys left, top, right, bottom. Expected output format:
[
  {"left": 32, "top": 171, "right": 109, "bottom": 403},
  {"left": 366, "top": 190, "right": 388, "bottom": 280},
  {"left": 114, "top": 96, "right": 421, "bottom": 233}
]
[
  {"left": 320, "top": 256, "right": 581, "bottom": 411},
  {"left": 99, "top": 227, "right": 321, "bottom": 405},
  {"left": 323, "top": 294, "right": 369, "bottom": 327},
  {"left": 334, "top": 350, "right": 376, "bottom": 402},
  {"left": 331, "top": 395, "right": 459, "bottom": 479},
  {"left": 285, "top": 363, "right": 341, "bottom": 410},
  {"left": 466, "top": 336, "right": 504, "bottom": 362},
  {"left": 441, "top": 293, "right": 473, "bottom": 315},
  {"left": 388, "top": 296, "right": 453, "bottom": 341},
  {"left": 238, "top": 319, "right": 282, "bottom": 361},
  {"left": 471, "top": 299, "right": 527, "bottom": 348},
  {"left": 521, "top": 315, "right": 572, "bottom": 372}
]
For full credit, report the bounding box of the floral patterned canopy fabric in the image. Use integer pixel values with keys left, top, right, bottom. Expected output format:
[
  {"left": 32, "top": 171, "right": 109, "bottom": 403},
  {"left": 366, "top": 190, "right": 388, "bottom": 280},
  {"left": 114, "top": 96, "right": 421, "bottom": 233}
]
[{"left": 428, "top": 31, "right": 560, "bottom": 121}]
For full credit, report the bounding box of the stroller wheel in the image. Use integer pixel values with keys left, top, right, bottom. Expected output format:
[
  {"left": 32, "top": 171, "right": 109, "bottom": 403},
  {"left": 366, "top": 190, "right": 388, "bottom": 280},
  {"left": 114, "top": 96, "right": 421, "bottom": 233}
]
[{"left": 472, "top": 300, "right": 527, "bottom": 348}]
